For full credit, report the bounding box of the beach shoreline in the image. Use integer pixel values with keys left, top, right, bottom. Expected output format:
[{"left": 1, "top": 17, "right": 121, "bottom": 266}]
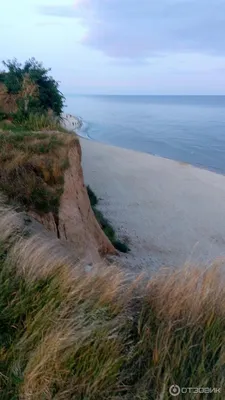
[
  {"left": 63, "top": 112, "right": 225, "bottom": 177},
  {"left": 61, "top": 113, "right": 83, "bottom": 132},
  {"left": 60, "top": 112, "right": 225, "bottom": 271}
]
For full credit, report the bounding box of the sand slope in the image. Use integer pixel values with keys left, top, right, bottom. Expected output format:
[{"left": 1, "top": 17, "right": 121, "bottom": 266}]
[{"left": 80, "top": 138, "right": 225, "bottom": 272}]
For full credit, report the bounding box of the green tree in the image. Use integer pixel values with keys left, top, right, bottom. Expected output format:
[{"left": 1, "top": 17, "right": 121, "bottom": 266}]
[
  {"left": 2, "top": 58, "right": 64, "bottom": 116},
  {"left": 2, "top": 59, "right": 23, "bottom": 93}
]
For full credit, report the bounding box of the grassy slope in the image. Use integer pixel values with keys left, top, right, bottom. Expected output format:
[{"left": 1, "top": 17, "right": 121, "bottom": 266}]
[
  {"left": 0, "top": 200, "right": 224, "bottom": 399},
  {"left": 0, "top": 125, "right": 77, "bottom": 215}
]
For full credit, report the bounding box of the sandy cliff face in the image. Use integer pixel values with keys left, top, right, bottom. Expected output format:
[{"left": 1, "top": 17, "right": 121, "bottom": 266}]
[{"left": 29, "top": 140, "right": 116, "bottom": 263}]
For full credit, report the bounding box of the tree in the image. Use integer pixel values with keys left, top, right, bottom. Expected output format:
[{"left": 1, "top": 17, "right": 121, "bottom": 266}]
[
  {"left": 1, "top": 58, "right": 65, "bottom": 116},
  {"left": 2, "top": 59, "right": 23, "bottom": 94}
]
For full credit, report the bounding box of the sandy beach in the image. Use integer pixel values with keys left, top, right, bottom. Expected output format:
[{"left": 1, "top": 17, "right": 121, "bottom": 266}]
[{"left": 80, "top": 138, "right": 225, "bottom": 272}]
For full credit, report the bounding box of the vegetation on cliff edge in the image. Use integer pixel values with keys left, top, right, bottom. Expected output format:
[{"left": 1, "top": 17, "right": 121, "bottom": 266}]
[
  {"left": 0, "top": 129, "right": 76, "bottom": 215},
  {"left": 0, "top": 58, "right": 73, "bottom": 217},
  {"left": 0, "top": 58, "right": 124, "bottom": 254},
  {"left": 0, "top": 58, "right": 64, "bottom": 119}
]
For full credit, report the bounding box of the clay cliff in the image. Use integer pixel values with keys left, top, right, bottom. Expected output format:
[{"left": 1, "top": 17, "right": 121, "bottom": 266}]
[{"left": 28, "top": 139, "right": 116, "bottom": 263}]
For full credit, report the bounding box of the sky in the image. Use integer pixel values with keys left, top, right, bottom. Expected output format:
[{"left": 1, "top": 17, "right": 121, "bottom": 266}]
[{"left": 1, "top": 0, "right": 225, "bottom": 95}]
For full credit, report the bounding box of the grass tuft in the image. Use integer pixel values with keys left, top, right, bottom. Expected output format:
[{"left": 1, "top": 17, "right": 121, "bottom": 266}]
[
  {"left": 0, "top": 113, "right": 68, "bottom": 134},
  {"left": 0, "top": 206, "right": 224, "bottom": 399}
]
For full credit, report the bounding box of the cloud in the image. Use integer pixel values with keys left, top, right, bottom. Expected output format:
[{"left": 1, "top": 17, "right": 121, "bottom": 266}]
[
  {"left": 39, "top": 0, "right": 225, "bottom": 60},
  {"left": 36, "top": 21, "right": 64, "bottom": 27},
  {"left": 38, "top": 5, "right": 78, "bottom": 19}
]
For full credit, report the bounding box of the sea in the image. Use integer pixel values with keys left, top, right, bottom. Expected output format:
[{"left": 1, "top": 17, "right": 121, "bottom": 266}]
[{"left": 65, "top": 95, "right": 225, "bottom": 175}]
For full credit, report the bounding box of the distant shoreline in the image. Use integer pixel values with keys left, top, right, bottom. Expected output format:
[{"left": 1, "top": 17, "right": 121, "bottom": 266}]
[
  {"left": 65, "top": 94, "right": 225, "bottom": 175},
  {"left": 61, "top": 111, "right": 225, "bottom": 177},
  {"left": 61, "top": 112, "right": 225, "bottom": 177},
  {"left": 61, "top": 113, "right": 83, "bottom": 132}
]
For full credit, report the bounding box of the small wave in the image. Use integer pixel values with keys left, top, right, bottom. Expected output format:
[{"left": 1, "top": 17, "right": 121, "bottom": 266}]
[{"left": 76, "top": 119, "right": 92, "bottom": 140}]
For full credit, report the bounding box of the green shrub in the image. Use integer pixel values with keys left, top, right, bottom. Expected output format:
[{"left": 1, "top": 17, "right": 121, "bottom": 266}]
[
  {"left": 87, "top": 185, "right": 98, "bottom": 207},
  {"left": 2, "top": 58, "right": 64, "bottom": 116},
  {"left": 87, "top": 186, "right": 129, "bottom": 253},
  {"left": 0, "top": 111, "right": 8, "bottom": 122},
  {"left": 113, "top": 240, "right": 130, "bottom": 253}
]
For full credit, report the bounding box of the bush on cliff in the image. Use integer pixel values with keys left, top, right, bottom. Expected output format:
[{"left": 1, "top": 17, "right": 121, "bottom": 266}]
[
  {"left": 0, "top": 58, "right": 64, "bottom": 119},
  {"left": 87, "top": 185, "right": 130, "bottom": 253}
]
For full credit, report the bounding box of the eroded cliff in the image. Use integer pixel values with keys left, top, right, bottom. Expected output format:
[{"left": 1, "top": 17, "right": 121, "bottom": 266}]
[{"left": 28, "top": 138, "right": 116, "bottom": 263}]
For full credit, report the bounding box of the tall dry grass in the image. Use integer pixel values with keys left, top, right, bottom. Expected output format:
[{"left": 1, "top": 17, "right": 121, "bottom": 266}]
[
  {"left": 0, "top": 199, "right": 224, "bottom": 399},
  {"left": 0, "top": 130, "right": 77, "bottom": 215}
]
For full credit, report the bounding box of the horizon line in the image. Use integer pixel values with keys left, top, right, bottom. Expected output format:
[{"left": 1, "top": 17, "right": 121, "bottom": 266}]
[{"left": 65, "top": 93, "right": 225, "bottom": 97}]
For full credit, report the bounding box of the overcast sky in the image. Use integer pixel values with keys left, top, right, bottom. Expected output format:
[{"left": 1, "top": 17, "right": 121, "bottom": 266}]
[{"left": 1, "top": 0, "right": 225, "bottom": 95}]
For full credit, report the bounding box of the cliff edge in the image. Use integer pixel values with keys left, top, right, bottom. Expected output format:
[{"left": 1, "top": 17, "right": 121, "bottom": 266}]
[
  {"left": 28, "top": 138, "right": 116, "bottom": 262},
  {"left": 0, "top": 128, "right": 116, "bottom": 264}
]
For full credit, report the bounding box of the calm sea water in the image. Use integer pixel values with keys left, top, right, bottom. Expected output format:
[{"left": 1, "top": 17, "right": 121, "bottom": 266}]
[{"left": 65, "top": 95, "right": 225, "bottom": 174}]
